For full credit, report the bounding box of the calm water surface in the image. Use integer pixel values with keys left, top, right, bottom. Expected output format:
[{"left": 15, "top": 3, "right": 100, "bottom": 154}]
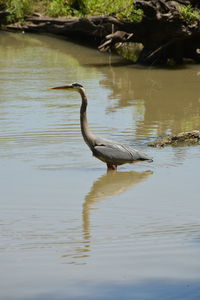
[{"left": 0, "top": 31, "right": 200, "bottom": 300}]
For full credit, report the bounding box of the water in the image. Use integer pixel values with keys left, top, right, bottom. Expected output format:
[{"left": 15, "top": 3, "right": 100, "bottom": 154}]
[{"left": 0, "top": 31, "right": 200, "bottom": 300}]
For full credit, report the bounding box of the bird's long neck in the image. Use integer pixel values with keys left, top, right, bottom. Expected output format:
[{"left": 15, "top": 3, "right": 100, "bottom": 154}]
[{"left": 79, "top": 89, "right": 95, "bottom": 149}]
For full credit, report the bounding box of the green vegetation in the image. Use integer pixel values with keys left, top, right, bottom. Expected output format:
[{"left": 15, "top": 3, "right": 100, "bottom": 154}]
[
  {"left": 1, "top": 0, "right": 143, "bottom": 22},
  {"left": 47, "top": 0, "right": 88, "bottom": 17},
  {"left": 2, "top": 0, "right": 200, "bottom": 25},
  {"left": 46, "top": 0, "right": 143, "bottom": 22},
  {"left": 6, "top": 0, "right": 33, "bottom": 21},
  {"left": 179, "top": 4, "right": 200, "bottom": 24}
]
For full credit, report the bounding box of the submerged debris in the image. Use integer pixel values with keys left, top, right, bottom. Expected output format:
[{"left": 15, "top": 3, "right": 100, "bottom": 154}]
[{"left": 148, "top": 130, "right": 200, "bottom": 148}]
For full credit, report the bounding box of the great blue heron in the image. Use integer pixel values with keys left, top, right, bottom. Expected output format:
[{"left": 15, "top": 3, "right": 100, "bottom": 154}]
[{"left": 52, "top": 83, "right": 153, "bottom": 170}]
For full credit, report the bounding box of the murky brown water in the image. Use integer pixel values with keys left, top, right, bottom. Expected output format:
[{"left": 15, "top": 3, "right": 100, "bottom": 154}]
[{"left": 0, "top": 31, "right": 200, "bottom": 300}]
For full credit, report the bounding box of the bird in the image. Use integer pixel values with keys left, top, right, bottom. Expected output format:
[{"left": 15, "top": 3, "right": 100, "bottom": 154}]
[{"left": 52, "top": 82, "right": 153, "bottom": 171}]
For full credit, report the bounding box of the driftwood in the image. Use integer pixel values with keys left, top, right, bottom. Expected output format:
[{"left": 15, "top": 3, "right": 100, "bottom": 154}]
[
  {"left": 98, "top": 31, "right": 133, "bottom": 52},
  {"left": 148, "top": 130, "right": 200, "bottom": 147},
  {"left": 1, "top": 0, "right": 200, "bottom": 65},
  {"left": 132, "top": 0, "right": 200, "bottom": 64}
]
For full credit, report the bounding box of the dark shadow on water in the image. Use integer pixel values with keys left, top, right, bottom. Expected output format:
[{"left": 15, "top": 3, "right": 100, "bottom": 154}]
[
  {"left": 16, "top": 279, "right": 200, "bottom": 300},
  {"left": 82, "top": 60, "right": 132, "bottom": 68}
]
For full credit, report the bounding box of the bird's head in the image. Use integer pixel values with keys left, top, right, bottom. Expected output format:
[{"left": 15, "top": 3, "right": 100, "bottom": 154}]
[{"left": 52, "top": 82, "right": 84, "bottom": 92}]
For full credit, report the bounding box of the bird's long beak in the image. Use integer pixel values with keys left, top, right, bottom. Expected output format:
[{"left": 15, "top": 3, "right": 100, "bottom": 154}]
[{"left": 51, "top": 84, "right": 72, "bottom": 90}]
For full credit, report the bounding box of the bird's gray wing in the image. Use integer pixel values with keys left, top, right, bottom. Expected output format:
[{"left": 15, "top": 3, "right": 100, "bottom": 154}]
[
  {"left": 119, "top": 144, "right": 153, "bottom": 161},
  {"left": 93, "top": 143, "right": 144, "bottom": 164}
]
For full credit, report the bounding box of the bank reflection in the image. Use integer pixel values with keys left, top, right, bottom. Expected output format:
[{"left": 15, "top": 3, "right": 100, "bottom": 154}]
[
  {"left": 4, "top": 31, "right": 199, "bottom": 140},
  {"left": 81, "top": 170, "right": 153, "bottom": 257},
  {"left": 99, "top": 66, "right": 200, "bottom": 137}
]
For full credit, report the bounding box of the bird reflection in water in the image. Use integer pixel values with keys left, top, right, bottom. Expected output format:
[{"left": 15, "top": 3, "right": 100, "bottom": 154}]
[
  {"left": 62, "top": 170, "right": 152, "bottom": 264},
  {"left": 82, "top": 170, "right": 153, "bottom": 255}
]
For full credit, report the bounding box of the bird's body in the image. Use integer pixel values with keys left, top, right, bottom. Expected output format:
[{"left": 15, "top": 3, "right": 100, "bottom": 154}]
[
  {"left": 52, "top": 83, "right": 153, "bottom": 170},
  {"left": 88, "top": 136, "right": 152, "bottom": 170}
]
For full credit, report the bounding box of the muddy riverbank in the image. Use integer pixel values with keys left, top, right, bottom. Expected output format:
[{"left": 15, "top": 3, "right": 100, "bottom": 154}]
[{"left": 1, "top": 0, "right": 200, "bottom": 65}]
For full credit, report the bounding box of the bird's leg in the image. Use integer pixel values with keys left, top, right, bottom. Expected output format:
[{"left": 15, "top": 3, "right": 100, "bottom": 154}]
[{"left": 107, "top": 163, "right": 117, "bottom": 171}]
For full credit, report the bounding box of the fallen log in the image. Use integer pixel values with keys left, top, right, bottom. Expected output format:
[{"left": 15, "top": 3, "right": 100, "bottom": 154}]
[{"left": 5, "top": 15, "right": 125, "bottom": 46}]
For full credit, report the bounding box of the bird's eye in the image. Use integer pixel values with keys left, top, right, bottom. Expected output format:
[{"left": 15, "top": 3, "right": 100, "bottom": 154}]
[{"left": 72, "top": 83, "right": 83, "bottom": 88}]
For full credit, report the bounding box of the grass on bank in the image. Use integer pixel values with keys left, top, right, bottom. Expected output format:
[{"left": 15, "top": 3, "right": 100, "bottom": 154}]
[
  {"left": 1, "top": 1, "right": 199, "bottom": 25},
  {"left": 178, "top": 4, "right": 200, "bottom": 24},
  {"left": 1, "top": 0, "right": 143, "bottom": 22}
]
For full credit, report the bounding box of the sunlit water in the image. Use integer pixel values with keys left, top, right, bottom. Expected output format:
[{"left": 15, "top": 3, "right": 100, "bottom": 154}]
[{"left": 0, "top": 31, "right": 200, "bottom": 300}]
